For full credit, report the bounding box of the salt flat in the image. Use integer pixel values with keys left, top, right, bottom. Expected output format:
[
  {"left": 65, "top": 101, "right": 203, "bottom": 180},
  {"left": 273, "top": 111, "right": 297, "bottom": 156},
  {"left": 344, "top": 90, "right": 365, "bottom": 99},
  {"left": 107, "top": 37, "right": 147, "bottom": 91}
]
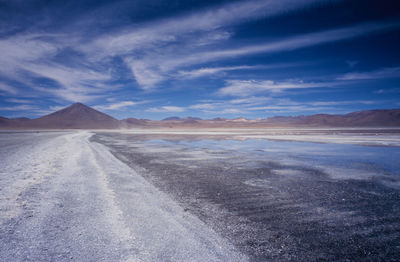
[{"left": 1, "top": 129, "right": 400, "bottom": 261}]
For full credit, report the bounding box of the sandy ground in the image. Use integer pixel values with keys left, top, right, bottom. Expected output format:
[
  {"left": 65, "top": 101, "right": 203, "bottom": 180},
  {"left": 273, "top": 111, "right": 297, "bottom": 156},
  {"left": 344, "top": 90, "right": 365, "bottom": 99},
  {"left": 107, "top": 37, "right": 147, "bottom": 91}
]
[{"left": 0, "top": 131, "right": 246, "bottom": 261}]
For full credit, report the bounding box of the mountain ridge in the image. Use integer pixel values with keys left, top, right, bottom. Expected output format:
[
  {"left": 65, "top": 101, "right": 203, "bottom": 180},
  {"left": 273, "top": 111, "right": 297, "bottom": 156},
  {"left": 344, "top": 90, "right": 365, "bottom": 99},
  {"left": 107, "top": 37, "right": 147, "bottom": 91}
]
[{"left": 1, "top": 103, "right": 400, "bottom": 129}]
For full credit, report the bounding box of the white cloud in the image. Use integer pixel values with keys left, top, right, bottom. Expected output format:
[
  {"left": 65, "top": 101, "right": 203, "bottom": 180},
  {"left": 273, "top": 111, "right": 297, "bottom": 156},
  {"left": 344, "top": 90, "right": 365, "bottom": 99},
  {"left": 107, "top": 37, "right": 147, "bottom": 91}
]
[
  {"left": 309, "top": 100, "right": 376, "bottom": 106},
  {"left": 163, "top": 21, "right": 400, "bottom": 70},
  {"left": 194, "top": 31, "right": 232, "bottom": 46},
  {"left": 0, "top": 83, "right": 18, "bottom": 94},
  {"left": 147, "top": 106, "right": 186, "bottom": 113},
  {"left": 86, "top": 0, "right": 328, "bottom": 58},
  {"left": 0, "top": 34, "right": 58, "bottom": 74},
  {"left": 32, "top": 85, "right": 104, "bottom": 103},
  {"left": 337, "top": 66, "right": 400, "bottom": 80},
  {"left": 188, "top": 96, "right": 383, "bottom": 115},
  {"left": 246, "top": 99, "right": 381, "bottom": 112},
  {"left": 189, "top": 103, "right": 217, "bottom": 110},
  {"left": 122, "top": 20, "right": 400, "bottom": 90},
  {"left": 229, "top": 96, "right": 273, "bottom": 105},
  {"left": 22, "top": 63, "right": 113, "bottom": 102},
  {"left": 0, "top": 33, "right": 115, "bottom": 102},
  {"left": 6, "top": 98, "right": 32, "bottom": 103},
  {"left": 94, "top": 101, "right": 141, "bottom": 110},
  {"left": 178, "top": 65, "right": 255, "bottom": 79},
  {"left": 219, "top": 108, "right": 244, "bottom": 114},
  {"left": 80, "top": 0, "right": 339, "bottom": 90},
  {"left": 217, "top": 79, "right": 332, "bottom": 96},
  {"left": 248, "top": 105, "right": 333, "bottom": 112},
  {"left": 124, "top": 59, "right": 166, "bottom": 90}
]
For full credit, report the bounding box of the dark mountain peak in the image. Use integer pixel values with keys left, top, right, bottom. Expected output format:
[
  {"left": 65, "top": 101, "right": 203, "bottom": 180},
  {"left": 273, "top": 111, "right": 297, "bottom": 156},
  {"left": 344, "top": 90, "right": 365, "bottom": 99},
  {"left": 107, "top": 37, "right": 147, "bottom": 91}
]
[
  {"left": 51, "top": 102, "right": 95, "bottom": 114},
  {"left": 33, "top": 103, "right": 120, "bottom": 129}
]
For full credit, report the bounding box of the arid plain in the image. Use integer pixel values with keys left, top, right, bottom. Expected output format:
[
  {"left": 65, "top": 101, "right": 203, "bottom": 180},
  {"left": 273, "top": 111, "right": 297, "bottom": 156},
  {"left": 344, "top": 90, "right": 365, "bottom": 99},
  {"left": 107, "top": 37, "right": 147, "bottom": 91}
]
[{"left": 1, "top": 128, "right": 400, "bottom": 261}]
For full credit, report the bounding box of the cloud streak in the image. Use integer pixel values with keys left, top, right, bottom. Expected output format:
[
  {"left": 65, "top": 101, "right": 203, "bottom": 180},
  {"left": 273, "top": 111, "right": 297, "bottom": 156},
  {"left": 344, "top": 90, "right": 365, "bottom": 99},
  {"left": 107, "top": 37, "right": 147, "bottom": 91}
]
[
  {"left": 338, "top": 66, "right": 400, "bottom": 80},
  {"left": 121, "top": 20, "right": 400, "bottom": 89},
  {"left": 95, "top": 101, "right": 142, "bottom": 111},
  {"left": 0, "top": 83, "right": 18, "bottom": 95},
  {"left": 86, "top": 0, "right": 330, "bottom": 57},
  {"left": 178, "top": 65, "right": 256, "bottom": 79},
  {"left": 163, "top": 20, "right": 400, "bottom": 70},
  {"left": 217, "top": 79, "right": 336, "bottom": 96},
  {"left": 147, "top": 106, "right": 186, "bottom": 113}
]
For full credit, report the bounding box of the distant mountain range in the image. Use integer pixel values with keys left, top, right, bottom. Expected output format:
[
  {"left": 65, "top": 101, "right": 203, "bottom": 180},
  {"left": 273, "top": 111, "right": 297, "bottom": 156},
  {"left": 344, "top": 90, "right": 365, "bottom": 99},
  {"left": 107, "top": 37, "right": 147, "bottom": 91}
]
[{"left": 1, "top": 102, "right": 400, "bottom": 129}]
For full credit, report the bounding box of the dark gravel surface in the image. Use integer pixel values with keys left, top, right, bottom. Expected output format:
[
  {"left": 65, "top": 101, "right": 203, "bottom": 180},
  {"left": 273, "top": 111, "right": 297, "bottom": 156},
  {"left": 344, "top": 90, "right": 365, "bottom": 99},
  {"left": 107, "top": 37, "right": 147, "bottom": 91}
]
[{"left": 92, "top": 132, "right": 400, "bottom": 262}]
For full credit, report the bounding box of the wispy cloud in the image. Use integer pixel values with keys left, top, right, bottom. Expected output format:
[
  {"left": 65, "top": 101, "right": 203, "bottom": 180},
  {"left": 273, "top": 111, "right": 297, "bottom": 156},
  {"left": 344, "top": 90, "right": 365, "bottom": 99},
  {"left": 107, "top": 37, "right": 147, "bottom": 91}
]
[
  {"left": 94, "top": 0, "right": 334, "bottom": 89},
  {"left": 308, "top": 100, "right": 376, "bottom": 106},
  {"left": 0, "top": 34, "right": 113, "bottom": 102},
  {"left": 86, "top": 0, "right": 329, "bottom": 57},
  {"left": 1, "top": 0, "right": 397, "bottom": 95},
  {"left": 0, "top": 0, "right": 397, "bottom": 117},
  {"left": 189, "top": 103, "right": 217, "bottom": 110},
  {"left": 178, "top": 65, "right": 256, "bottom": 79},
  {"left": 218, "top": 108, "right": 245, "bottom": 114},
  {"left": 248, "top": 105, "right": 331, "bottom": 112},
  {"left": 229, "top": 96, "right": 273, "bottom": 105},
  {"left": 95, "top": 101, "right": 143, "bottom": 111},
  {"left": 6, "top": 98, "right": 31, "bottom": 104},
  {"left": 217, "top": 79, "right": 335, "bottom": 96},
  {"left": 247, "top": 99, "right": 382, "bottom": 113},
  {"left": 187, "top": 98, "right": 381, "bottom": 116},
  {"left": 147, "top": 106, "right": 186, "bottom": 113},
  {"left": 177, "top": 63, "right": 307, "bottom": 79},
  {"left": 337, "top": 66, "right": 400, "bottom": 80},
  {"left": 123, "top": 20, "right": 400, "bottom": 89},
  {"left": 0, "top": 83, "right": 18, "bottom": 94},
  {"left": 161, "top": 21, "right": 400, "bottom": 70},
  {"left": 124, "top": 59, "right": 166, "bottom": 90}
]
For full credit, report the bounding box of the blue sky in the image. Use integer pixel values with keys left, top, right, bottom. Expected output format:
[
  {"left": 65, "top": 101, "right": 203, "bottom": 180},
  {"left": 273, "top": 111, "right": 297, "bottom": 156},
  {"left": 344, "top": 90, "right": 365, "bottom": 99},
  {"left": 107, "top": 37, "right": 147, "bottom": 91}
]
[{"left": 0, "top": 0, "right": 399, "bottom": 119}]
